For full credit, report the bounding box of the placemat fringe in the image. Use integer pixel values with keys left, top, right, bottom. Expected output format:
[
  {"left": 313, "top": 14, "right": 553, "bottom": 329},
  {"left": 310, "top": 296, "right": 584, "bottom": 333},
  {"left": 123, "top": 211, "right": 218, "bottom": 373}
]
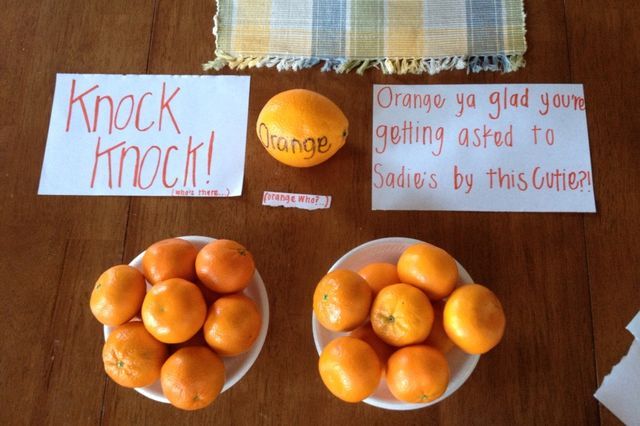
[{"left": 203, "top": 52, "right": 525, "bottom": 75}]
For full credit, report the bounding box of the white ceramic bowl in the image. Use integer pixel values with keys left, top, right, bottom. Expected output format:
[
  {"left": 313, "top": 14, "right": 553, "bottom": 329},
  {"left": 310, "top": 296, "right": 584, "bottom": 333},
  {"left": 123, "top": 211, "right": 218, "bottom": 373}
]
[
  {"left": 312, "top": 237, "right": 479, "bottom": 411},
  {"left": 103, "top": 235, "right": 269, "bottom": 403}
]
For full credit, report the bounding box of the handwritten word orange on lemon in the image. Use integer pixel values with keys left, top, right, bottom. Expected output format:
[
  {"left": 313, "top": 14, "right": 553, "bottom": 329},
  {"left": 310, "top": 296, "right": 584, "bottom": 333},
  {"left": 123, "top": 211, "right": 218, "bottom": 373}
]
[{"left": 256, "top": 89, "right": 348, "bottom": 167}]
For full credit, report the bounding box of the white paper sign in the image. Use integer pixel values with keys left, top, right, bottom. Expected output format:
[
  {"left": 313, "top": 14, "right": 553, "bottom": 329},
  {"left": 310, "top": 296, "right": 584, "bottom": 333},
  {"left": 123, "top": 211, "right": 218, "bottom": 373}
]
[
  {"left": 372, "top": 84, "right": 596, "bottom": 212},
  {"left": 594, "top": 311, "right": 640, "bottom": 425},
  {"left": 39, "top": 74, "right": 250, "bottom": 197},
  {"left": 262, "top": 191, "right": 331, "bottom": 210}
]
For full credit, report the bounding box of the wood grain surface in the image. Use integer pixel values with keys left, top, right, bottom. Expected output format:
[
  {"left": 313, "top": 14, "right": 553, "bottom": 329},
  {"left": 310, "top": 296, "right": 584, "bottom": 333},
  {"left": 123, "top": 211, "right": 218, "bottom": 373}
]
[{"left": 1, "top": 0, "right": 638, "bottom": 425}]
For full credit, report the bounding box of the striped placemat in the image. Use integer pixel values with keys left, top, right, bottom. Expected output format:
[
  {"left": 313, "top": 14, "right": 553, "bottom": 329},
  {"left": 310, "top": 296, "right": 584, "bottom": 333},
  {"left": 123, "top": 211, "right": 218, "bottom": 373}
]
[{"left": 204, "top": 0, "right": 526, "bottom": 74}]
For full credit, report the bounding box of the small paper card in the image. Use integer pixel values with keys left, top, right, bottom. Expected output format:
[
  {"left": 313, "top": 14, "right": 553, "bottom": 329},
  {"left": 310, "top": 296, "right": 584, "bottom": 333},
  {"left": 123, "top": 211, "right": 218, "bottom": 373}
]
[
  {"left": 262, "top": 191, "right": 331, "bottom": 210},
  {"left": 39, "top": 74, "right": 251, "bottom": 197},
  {"left": 594, "top": 311, "right": 640, "bottom": 425},
  {"left": 372, "top": 84, "right": 596, "bottom": 212}
]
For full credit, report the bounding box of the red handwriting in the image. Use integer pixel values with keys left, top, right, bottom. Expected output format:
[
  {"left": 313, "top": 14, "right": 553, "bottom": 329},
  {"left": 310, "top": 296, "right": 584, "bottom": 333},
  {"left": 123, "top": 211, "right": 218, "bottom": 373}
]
[
  {"left": 538, "top": 92, "right": 586, "bottom": 116},
  {"left": 485, "top": 167, "right": 592, "bottom": 192},
  {"left": 91, "top": 137, "right": 125, "bottom": 189},
  {"left": 66, "top": 80, "right": 98, "bottom": 132},
  {"left": 170, "top": 188, "right": 230, "bottom": 197},
  {"left": 159, "top": 83, "right": 181, "bottom": 133},
  {"left": 373, "top": 163, "right": 438, "bottom": 190},
  {"left": 453, "top": 165, "right": 474, "bottom": 193},
  {"left": 261, "top": 192, "right": 330, "bottom": 209},
  {"left": 375, "top": 121, "right": 444, "bottom": 156},
  {"left": 458, "top": 124, "right": 514, "bottom": 148},
  {"left": 65, "top": 79, "right": 181, "bottom": 135},
  {"left": 485, "top": 168, "right": 529, "bottom": 191},
  {"left": 90, "top": 130, "right": 215, "bottom": 190},
  {"left": 455, "top": 92, "right": 476, "bottom": 117},
  {"left": 531, "top": 125, "right": 555, "bottom": 145},
  {"left": 183, "top": 136, "right": 204, "bottom": 187},
  {"left": 488, "top": 87, "right": 529, "bottom": 120},
  {"left": 375, "top": 86, "right": 446, "bottom": 114}
]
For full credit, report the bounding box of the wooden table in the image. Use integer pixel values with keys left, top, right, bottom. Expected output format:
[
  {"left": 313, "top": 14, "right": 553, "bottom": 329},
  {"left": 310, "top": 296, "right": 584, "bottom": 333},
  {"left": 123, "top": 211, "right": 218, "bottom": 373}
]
[{"left": 1, "top": 0, "right": 638, "bottom": 424}]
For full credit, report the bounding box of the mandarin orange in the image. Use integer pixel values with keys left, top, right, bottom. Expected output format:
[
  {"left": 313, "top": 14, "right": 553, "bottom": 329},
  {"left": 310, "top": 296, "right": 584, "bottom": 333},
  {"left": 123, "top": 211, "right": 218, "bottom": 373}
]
[
  {"left": 90, "top": 265, "right": 146, "bottom": 326},
  {"left": 357, "top": 262, "right": 399, "bottom": 294},
  {"left": 350, "top": 323, "right": 394, "bottom": 373},
  {"left": 313, "top": 269, "right": 372, "bottom": 332},
  {"left": 204, "top": 293, "right": 262, "bottom": 356},
  {"left": 142, "top": 238, "right": 197, "bottom": 285},
  {"left": 397, "top": 243, "right": 458, "bottom": 300},
  {"left": 102, "top": 322, "right": 167, "bottom": 388},
  {"left": 318, "top": 336, "right": 382, "bottom": 403},
  {"left": 196, "top": 239, "right": 255, "bottom": 293},
  {"left": 161, "top": 346, "right": 225, "bottom": 410},
  {"left": 443, "top": 284, "right": 506, "bottom": 354},
  {"left": 370, "top": 283, "right": 434, "bottom": 347},
  {"left": 141, "top": 278, "right": 207, "bottom": 344},
  {"left": 424, "top": 301, "right": 455, "bottom": 354},
  {"left": 386, "top": 345, "right": 450, "bottom": 403}
]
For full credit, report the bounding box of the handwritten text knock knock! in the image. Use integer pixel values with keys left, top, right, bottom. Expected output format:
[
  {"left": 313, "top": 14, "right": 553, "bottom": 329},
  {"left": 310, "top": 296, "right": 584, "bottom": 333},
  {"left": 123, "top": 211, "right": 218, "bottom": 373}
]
[
  {"left": 371, "top": 84, "right": 595, "bottom": 212},
  {"left": 39, "top": 74, "right": 250, "bottom": 197},
  {"left": 66, "top": 79, "right": 215, "bottom": 190}
]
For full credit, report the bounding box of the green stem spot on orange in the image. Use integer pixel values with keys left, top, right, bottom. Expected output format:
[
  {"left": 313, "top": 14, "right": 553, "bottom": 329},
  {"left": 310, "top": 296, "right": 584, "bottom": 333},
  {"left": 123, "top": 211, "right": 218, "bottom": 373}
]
[{"left": 117, "top": 360, "right": 124, "bottom": 368}]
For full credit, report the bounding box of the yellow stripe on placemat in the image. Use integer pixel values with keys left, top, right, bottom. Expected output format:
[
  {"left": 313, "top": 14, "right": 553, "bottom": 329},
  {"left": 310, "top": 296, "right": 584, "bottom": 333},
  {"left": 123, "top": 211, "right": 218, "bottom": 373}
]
[
  {"left": 384, "top": 0, "right": 424, "bottom": 57},
  {"left": 232, "top": 0, "right": 272, "bottom": 54}
]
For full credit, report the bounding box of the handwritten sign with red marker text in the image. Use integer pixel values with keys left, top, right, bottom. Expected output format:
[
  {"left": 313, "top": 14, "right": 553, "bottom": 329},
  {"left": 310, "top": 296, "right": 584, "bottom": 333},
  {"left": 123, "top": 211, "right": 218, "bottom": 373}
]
[
  {"left": 372, "top": 84, "right": 595, "bottom": 212},
  {"left": 39, "top": 74, "right": 250, "bottom": 197}
]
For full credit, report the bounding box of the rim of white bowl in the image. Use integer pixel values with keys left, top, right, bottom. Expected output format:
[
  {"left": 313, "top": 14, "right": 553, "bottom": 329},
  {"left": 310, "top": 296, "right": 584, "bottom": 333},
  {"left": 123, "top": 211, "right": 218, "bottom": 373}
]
[
  {"left": 103, "top": 235, "right": 269, "bottom": 404},
  {"left": 312, "top": 237, "right": 480, "bottom": 411}
]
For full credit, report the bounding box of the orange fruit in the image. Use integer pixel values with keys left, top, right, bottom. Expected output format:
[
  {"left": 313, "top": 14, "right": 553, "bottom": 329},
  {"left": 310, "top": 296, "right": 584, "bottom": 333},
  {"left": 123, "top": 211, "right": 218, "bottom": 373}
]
[
  {"left": 318, "top": 336, "right": 382, "bottom": 403},
  {"left": 313, "top": 269, "right": 372, "bottom": 332},
  {"left": 350, "top": 323, "right": 394, "bottom": 373},
  {"left": 386, "top": 345, "right": 450, "bottom": 403},
  {"left": 357, "top": 262, "right": 399, "bottom": 294},
  {"left": 194, "top": 279, "right": 219, "bottom": 305},
  {"left": 170, "top": 330, "right": 208, "bottom": 353},
  {"left": 423, "top": 301, "right": 455, "bottom": 354},
  {"left": 142, "top": 238, "right": 197, "bottom": 285},
  {"left": 443, "top": 284, "right": 506, "bottom": 354},
  {"left": 195, "top": 239, "right": 255, "bottom": 294},
  {"left": 90, "top": 265, "right": 146, "bottom": 326},
  {"left": 203, "top": 293, "right": 262, "bottom": 356},
  {"left": 102, "top": 322, "right": 168, "bottom": 388},
  {"left": 370, "top": 283, "right": 434, "bottom": 347},
  {"left": 397, "top": 243, "right": 459, "bottom": 300},
  {"left": 161, "top": 346, "right": 225, "bottom": 410},
  {"left": 256, "top": 89, "right": 349, "bottom": 168},
  {"left": 141, "top": 278, "right": 207, "bottom": 344}
]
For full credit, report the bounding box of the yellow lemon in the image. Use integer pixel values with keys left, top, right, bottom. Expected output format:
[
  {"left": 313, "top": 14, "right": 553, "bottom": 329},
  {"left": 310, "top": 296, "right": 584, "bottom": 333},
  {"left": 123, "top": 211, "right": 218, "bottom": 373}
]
[{"left": 256, "top": 89, "right": 348, "bottom": 167}]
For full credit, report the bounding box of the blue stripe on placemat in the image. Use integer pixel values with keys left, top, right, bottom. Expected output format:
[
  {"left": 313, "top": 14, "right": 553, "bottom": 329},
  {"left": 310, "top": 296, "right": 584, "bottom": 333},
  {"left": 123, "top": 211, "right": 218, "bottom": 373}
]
[
  {"left": 466, "top": 0, "right": 504, "bottom": 55},
  {"left": 312, "top": 0, "right": 346, "bottom": 57}
]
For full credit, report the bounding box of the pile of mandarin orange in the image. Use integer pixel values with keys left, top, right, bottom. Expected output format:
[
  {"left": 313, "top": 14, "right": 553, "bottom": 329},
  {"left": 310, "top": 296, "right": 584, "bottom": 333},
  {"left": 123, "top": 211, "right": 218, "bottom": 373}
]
[
  {"left": 89, "top": 238, "right": 261, "bottom": 411},
  {"left": 313, "top": 242, "right": 506, "bottom": 404}
]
